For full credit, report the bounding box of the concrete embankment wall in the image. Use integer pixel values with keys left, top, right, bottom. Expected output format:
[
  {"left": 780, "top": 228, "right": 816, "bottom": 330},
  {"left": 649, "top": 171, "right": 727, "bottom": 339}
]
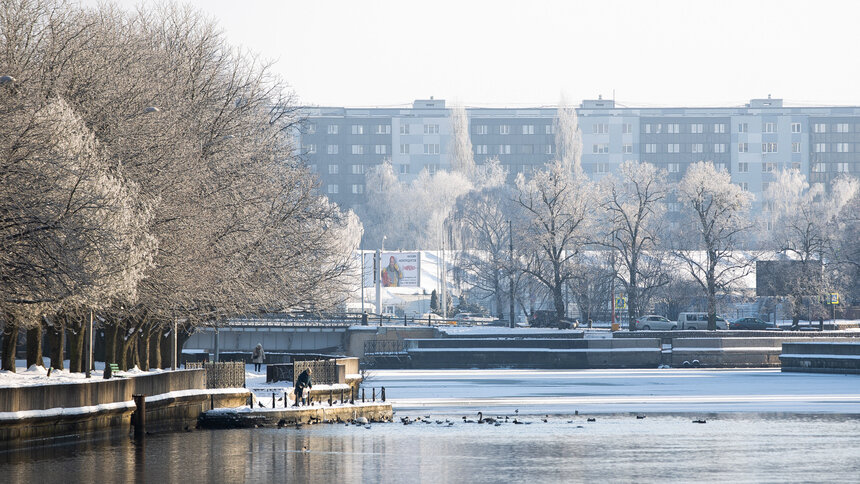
[
  {"left": 780, "top": 342, "right": 860, "bottom": 374},
  {"left": 670, "top": 337, "right": 856, "bottom": 368},
  {"left": 0, "top": 370, "right": 250, "bottom": 448},
  {"left": 407, "top": 338, "right": 661, "bottom": 369}
]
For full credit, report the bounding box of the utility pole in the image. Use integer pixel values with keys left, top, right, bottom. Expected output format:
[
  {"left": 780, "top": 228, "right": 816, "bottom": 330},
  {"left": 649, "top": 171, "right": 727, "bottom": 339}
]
[
  {"left": 85, "top": 310, "right": 93, "bottom": 378},
  {"left": 375, "top": 248, "right": 382, "bottom": 317},
  {"left": 509, "top": 220, "right": 515, "bottom": 329}
]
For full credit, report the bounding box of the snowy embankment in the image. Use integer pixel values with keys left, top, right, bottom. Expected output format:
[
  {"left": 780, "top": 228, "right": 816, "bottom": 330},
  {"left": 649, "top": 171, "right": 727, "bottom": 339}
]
[
  {"left": 370, "top": 368, "right": 860, "bottom": 414},
  {"left": 0, "top": 360, "right": 166, "bottom": 388}
]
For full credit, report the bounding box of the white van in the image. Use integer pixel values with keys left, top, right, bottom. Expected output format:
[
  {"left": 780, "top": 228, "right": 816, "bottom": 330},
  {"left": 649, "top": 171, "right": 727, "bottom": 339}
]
[{"left": 677, "top": 312, "right": 729, "bottom": 330}]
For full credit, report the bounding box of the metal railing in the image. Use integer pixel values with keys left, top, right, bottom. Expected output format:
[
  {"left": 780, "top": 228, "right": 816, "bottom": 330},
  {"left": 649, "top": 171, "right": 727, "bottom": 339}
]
[{"left": 186, "top": 361, "right": 245, "bottom": 389}]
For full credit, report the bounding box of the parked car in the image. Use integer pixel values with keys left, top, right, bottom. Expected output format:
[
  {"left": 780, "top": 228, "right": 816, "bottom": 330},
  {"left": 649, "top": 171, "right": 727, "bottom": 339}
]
[
  {"left": 632, "top": 315, "right": 677, "bottom": 331},
  {"left": 730, "top": 317, "right": 779, "bottom": 330},
  {"left": 677, "top": 312, "right": 729, "bottom": 330},
  {"left": 530, "top": 310, "right": 579, "bottom": 329}
]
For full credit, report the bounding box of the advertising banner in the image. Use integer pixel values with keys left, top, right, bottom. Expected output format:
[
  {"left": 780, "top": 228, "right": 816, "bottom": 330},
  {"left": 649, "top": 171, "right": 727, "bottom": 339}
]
[{"left": 363, "top": 252, "right": 420, "bottom": 288}]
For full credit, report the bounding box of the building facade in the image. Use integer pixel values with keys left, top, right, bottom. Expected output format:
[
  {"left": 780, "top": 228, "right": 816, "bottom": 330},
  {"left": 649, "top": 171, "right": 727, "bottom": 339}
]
[{"left": 298, "top": 97, "right": 860, "bottom": 213}]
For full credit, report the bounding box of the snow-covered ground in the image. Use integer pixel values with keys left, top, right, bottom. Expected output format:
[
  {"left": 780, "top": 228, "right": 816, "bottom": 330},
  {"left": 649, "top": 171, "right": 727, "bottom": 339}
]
[
  {"left": 0, "top": 360, "right": 164, "bottom": 388},
  {"left": 370, "top": 368, "right": 860, "bottom": 415}
]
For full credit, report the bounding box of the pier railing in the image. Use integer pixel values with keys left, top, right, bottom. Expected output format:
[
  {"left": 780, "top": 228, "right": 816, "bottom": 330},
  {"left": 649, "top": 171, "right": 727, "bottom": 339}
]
[{"left": 186, "top": 361, "right": 245, "bottom": 389}]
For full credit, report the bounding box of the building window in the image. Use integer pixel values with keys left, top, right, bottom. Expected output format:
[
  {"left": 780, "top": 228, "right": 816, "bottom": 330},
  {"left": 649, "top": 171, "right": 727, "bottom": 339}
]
[
  {"left": 738, "top": 123, "right": 748, "bottom": 133},
  {"left": 715, "top": 162, "right": 726, "bottom": 172},
  {"left": 622, "top": 123, "right": 632, "bottom": 134},
  {"left": 837, "top": 162, "right": 850, "bottom": 172},
  {"left": 738, "top": 142, "right": 748, "bottom": 153},
  {"left": 645, "top": 143, "right": 657, "bottom": 153},
  {"left": 667, "top": 143, "right": 680, "bottom": 153},
  {"left": 837, "top": 142, "right": 851, "bottom": 153},
  {"left": 375, "top": 145, "right": 387, "bottom": 155},
  {"left": 327, "top": 184, "right": 339, "bottom": 194},
  {"left": 764, "top": 122, "right": 776, "bottom": 133},
  {"left": 792, "top": 142, "right": 801, "bottom": 153},
  {"left": 399, "top": 164, "right": 409, "bottom": 174},
  {"left": 668, "top": 163, "right": 680, "bottom": 173},
  {"left": 814, "top": 143, "right": 826, "bottom": 153},
  {"left": 836, "top": 123, "right": 850, "bottom": 133},
  {"left": 762, "top": 162, "right": 776, "bottom": 173},
  {"left": 424, "top": 124, "right": 439, "bottom": 135},
  {"left": 691, "top": 123, "right": 703, "bottom": 134},
  {"left": 739, "top": 162, "right": 749, "bottom": 173},
  {"left": 476, "top": 144, "right": 488, "bottom": 155},
  {"left": 423, "top": 143, "right": 440, "bottom": 155},
  {"left": 498, "top": 144, "right": 511, "bottom": 155},
  {"left": 667, "top": 202, "right": 681, "bottom": 212},
  {"left": 499, "top": 125, "right": 510, "bottom": 135},
  {"left": 352, "top": 125, "right": 364, "bottom": 135},
  {"left": 400, "top": 124, "right": 410, "bottom": 135},
  {"left": 791, "top": 123, "right": 801, "bottom": 133},
  {"left": 522, "top": 125, "right": 535, "bottom": 135},
  {"left": 623, "top": 144, "right": 633, "bottom": 154},
  {"left": 740, "top": 182, "right": 748, "bottom": 191},
  {"left": 644, "top": 123, "right": 652, "bottom": 134},
  {"left": 714, "top": 123, "right": 726, "bottom": 133},
  {"left": 714, "top": 143, "right": 726, "bottom": 153},
  {"left": 593, "top": 123, "right": 609, "bottom": 134},
  {"left": 593, "top": 144, "right": 609, "bottom": 154},
  {"left": 351, "top": 184, "right": 364, "bottom": 194},
  {"left": 762, "top": 142, "right": 778, "bottom": 153},
  {"left": 814, "top": 123, "right": 826, "bottom": 133},
  {"left": 425, "top": 164, "right": 438, "bottom": 174},
  {"left": 545, "top": 124, "right": 555, "bottom": 135},
  {"left": 667, "top": 123, "right": 680, "bottom": 134},
  {"left": 304, "top": 144, "right": 317, "bottom": 154},
  {"left": 351, "top": 164, "right": 364, "bottom": 175},
  {"left": 812, "top": 163, "right": 825, "bottom": 173},
  {"left": 376, "top": 125, "right": 390, "bottom": 134},
  {"left": 327, "top": 144, "right": 339, "bottom": 155},
  {"left": 306, "top": 123, "right": 317, "bottom": 134},
  {"left": 328, "top": 164, "right": 339, "bottom": 174},
  {"left": 400, "top": 144, "right": 410, "bottom": 154},
  {"left": 351, "top": 145, "right": 365, "bottom": 155},
  {"left": 476, "top": 125, "right": 488, "bottom": 135},
  {"left": 327, "top": 124, "right": 339, "bottom": 135},
  {"left": 596, "top": 163, "right": 609, "bottom": 173},
  {"left": 692, "top": 143, "right": 703, "bottom": 153},
  {"left": 545, "top": 145, "right": 554, "bottom": 154},
  {"left": 791, "top": 162, "right": 801, "bottom": 171}
]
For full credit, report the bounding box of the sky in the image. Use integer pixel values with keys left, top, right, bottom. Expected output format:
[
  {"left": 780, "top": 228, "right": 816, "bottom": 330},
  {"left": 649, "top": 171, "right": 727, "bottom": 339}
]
[{"left": 104, "top": 0, "right": 860, "bottom": 108}]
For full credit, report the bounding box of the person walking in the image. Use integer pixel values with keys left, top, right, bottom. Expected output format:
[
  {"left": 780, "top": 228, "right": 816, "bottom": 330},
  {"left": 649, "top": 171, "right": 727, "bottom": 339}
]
[
  {"left": 252, "top": 343, "right": 265, "bottom": 372},
  {"left": 293, "top": 368, "right": 313, "bottom": 407}
]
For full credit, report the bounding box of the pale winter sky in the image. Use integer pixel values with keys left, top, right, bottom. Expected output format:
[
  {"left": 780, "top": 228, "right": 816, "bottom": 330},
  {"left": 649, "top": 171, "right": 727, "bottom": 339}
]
[{"left": 108, "top": 0, "right": 860, "bottom": 108}]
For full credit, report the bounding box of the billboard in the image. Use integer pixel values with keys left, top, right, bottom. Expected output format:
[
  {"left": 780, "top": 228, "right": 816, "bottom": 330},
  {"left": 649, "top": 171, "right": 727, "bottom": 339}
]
[
  {"left": 362, "top": 252, "right": 421, "bottom": 288},
  {"left": 756, "top": 260, "right": 822, "bottom": 297}
]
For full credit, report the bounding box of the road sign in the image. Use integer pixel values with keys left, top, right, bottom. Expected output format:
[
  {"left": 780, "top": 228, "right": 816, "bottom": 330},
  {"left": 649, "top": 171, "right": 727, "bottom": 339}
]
[
  {"left": 615, "top": 295, "right": 627, "bottom": 309},
  {"left": 828, "top": 293, "right": 839, "bottom": 305}
]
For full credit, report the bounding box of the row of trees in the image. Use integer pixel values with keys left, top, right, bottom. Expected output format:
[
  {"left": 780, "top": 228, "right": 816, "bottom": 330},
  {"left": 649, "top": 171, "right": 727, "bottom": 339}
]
[
  {"left": 1, "top": 0, "right": 360, "bottom": 371},
  {"left": 362, "top": 101, "right": 860, "bottom": 330}
]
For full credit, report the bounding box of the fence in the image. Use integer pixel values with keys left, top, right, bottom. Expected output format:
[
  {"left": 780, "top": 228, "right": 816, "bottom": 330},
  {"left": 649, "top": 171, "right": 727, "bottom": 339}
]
[
  {"left": 293, "top": 359, "right": 339, "bottom": 385},
  {"left": 364, "top": 339, "right": 407, "bottom": 355},
  {"left": 186, "top": 361, "right": 245, "bottom": 389}
]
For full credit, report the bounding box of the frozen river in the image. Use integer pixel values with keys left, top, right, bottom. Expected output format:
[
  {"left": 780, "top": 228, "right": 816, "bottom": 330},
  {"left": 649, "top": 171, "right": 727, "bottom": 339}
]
[{"left": 2, "top": 369, "right": 858, "bottom": 483}]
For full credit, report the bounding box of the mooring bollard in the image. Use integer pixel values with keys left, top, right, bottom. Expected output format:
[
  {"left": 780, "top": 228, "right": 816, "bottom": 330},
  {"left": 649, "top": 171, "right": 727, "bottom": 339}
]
[
  {"left": 351, "top": 387, "right": 355, "bottom": 405},
  {"left": 329, "top": 390, "right": 333, "bottom": 407},
  {"left": 362, "top": 388, "right": 365, "bottom": 403},
  {"left": 272, "top": 392, "right": 276, "bottom": 409},
  {"left": 381, "top": 387, "right": 386, "bottom": 402},
  {"left": 340, "top": 389, "right": 344, "bottom": 404},
  {"left": 284, "top": 392, "right": 288, "bottom": 408},
  {"left": 132, "top": 394, "right": 146, "bottom": 439},
  {"left": 372, "top": 387, "right": 376, "bottom": 402}
]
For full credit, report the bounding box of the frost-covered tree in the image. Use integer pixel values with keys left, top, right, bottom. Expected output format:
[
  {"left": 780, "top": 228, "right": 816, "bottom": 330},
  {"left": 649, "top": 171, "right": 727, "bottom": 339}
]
[
  {"left": 515, "top": 160, "right": 595, "bottom": 320},
  {"left": 449, "top": 104, "right": 475, "bottom": 176},
  {"left": 764, "top": 170, "right": 859, "bottom": 325},
  {"left": 674, "top": 162, "right": 754, "bottom": 330},
  {"left": 598, "top": 161, "right": 670, "bottom": 324},
  {"left": 554, "top": 97, "right": 582, "bottom": 174}
]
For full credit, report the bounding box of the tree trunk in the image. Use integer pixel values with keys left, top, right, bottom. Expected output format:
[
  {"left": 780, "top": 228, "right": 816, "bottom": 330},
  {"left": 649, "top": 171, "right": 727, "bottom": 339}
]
[
  {"left": 138, "top": 329, "right": 151, "bottom": 371},
  {"left": 68, "top": 320, "right": 85, "bottom": 373},
  {"left": 159, "top": 331, "right": 171, "bottom": 369},
  {"left": 150, "top": 329, "right": 162, "bottom": 369},
  {"left": 26, "top": 325, "right": 44, "bottom": 368},
  {"left": 47, "top": 317, "right": 65, "bottom": 370},
  {"left": 1, "top": 322, "right": 18, "bottom": 372},
  {"left": 129, "top": 336, "right": 140, "bottom": 370},
  {"left": 103, "top": 322, "right": 118, "bottom": 365}
]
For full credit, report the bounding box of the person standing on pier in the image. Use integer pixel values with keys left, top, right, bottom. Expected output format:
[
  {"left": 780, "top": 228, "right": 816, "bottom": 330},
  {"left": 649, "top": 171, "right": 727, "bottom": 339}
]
[
  {"left": 294, "top": 368, "right": 313, "bottom": 407},
  {"left": 252, "top": 343, "right": 265, "bottom": 372}
]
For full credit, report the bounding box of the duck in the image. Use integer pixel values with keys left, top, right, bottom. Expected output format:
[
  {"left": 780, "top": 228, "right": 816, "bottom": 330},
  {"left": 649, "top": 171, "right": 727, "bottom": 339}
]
[
  {"left": 277, "top": 419, "right": 287, "bottom": 428},
  {"left": 587, "top": 418, "right": 596, "bottom": 422},
  {"left": 513, "top": 419, "right": 524, "bottom": 425},
  {"left": 477, "top": 412, "right": 497, "bottom": 424},
  {"left": 462, "top": 416, "right": 475, "bottom": 423},
  {"left": 636, "top": 415, "right": 646, "bottom": 419},
  {"left": 542, "top": 415, "right": 549, "bottom": 423},
  {"left": 692, "top": 419, "right": 707, "bottom": 424}
]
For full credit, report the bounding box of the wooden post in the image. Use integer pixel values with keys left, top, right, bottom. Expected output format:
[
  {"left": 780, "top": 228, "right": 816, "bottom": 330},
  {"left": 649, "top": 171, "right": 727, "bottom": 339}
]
[
  {"left": 351, "top": 387, "right": 355, "bottom": 404},
  {"left": 329, "top": 390, "right": 333, "bottom": 406},
  {"left": 272, "top": 392, "right": 276, "bottom": 409},
  {"left": 284, "top": 392, "right": 288, "bottom": 408},
  {"left": 372, "top": 387, "right": 376, "bottom": 402},
  {"left": 340, "top": 389, "right": 344, "bottom": 404},
  {"left": 362, "top": 388, "right": 365, "bottom": 403},
  {"left": 132, "top": 394, "right": 146, "bottom": 439},
  {"left": 210, "top": 394, "right": 214, "bottom": 410},
  {"left": 382, "top": 386, "right": 386, "bottom": 402}
]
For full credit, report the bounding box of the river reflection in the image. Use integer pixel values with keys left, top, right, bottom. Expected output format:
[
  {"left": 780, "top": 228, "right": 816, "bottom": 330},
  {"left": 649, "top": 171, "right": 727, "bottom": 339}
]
[{"left": 2, "top": 413, "right": 859, "bottom": 483}]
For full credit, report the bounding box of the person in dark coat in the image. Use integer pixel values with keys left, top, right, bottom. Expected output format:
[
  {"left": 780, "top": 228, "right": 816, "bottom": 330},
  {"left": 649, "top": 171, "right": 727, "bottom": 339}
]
[
  {"left": 293, "top": 368, "right": 313, "bottom": 407},
  {"left": 252, "top": 343, "right": 265, "bottom": 372}
]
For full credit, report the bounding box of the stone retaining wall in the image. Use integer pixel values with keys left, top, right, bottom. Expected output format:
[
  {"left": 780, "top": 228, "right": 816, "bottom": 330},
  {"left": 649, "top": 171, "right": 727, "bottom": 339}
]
[{"left": 780, "top": 342, "right": 860, "bottom": 374}]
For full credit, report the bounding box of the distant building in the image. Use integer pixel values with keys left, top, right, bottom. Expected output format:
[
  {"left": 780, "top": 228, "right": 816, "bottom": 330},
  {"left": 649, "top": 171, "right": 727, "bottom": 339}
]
[{"left": 297, "top": 96, "right": 860, "bottom": 222}]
